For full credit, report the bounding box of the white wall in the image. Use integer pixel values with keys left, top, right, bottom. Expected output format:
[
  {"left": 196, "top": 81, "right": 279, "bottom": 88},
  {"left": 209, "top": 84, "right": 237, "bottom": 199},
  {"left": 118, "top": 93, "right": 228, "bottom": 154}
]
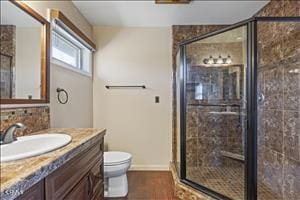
[
  {"left": 15, "top": 27, "right": 41, "bottom": 99},
  {"left": 23, "top": 1, "right": 93, "bottom": 128},
  {"left": 93, "top": 27, "right": 172, "bottom": 170}
]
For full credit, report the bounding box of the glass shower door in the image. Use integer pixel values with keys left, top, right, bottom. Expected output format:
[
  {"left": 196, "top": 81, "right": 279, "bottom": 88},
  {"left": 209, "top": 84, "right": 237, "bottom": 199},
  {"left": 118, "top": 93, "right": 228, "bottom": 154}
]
[{"left": 183, "top": 25, "right": 248, "bottom": 200}]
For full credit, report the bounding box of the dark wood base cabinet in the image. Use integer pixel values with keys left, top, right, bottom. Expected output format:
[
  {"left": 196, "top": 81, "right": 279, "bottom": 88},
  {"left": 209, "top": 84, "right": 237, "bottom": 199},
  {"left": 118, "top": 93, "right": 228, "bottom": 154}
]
[{"left": 16, "top": 137, "right": 104, "bottom": 200}]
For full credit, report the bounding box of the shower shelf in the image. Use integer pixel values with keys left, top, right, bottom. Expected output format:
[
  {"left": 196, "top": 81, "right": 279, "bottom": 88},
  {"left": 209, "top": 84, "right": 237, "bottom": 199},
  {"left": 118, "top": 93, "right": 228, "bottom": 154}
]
[
  {"left": 209, "top": 111, "right": 239, "bottom": 115},
  {"left": 188, "top": 103, "right": 241, "bottom": 107},
  {"left": 220, "top": 150, "right": 245, "bottom": 162}
]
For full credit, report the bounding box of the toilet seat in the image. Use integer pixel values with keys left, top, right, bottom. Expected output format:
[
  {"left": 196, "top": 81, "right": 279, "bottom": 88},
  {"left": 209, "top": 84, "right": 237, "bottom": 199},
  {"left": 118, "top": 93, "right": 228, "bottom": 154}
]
[{"left": 104, "top": 151, "right": 132, "bottom": 166}]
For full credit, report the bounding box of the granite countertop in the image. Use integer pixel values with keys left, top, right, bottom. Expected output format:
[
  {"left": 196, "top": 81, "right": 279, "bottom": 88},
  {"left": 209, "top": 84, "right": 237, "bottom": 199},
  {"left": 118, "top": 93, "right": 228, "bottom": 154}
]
[{"left": 0, "top": 128, "right": 106, "bottom": 200}]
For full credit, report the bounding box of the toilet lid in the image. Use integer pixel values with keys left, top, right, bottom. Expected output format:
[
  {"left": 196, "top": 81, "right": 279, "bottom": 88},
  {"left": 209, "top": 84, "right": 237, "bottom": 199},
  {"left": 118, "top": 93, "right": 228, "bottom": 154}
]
[{"left": 104, "top": 151, "right": 132, "bottom": 166}]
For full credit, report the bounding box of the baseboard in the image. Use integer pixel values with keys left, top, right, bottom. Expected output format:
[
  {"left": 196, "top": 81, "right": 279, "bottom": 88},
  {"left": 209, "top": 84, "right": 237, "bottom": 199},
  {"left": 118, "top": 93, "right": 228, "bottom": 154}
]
[{"left": 129, "top": 165, "right": 169, "bottom": 171}]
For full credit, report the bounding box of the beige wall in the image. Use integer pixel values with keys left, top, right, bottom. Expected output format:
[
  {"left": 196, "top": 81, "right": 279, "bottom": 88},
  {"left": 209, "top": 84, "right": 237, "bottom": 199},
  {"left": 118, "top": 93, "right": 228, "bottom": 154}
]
[
  {"left": 93, "top": 27, "right": 172, "bottom": 170},
  {"left": 15, "top": 27, "right": 41, "bottom": 99},
  {"left": 23, "top": 1, "right": 93, "bottom": 128}
]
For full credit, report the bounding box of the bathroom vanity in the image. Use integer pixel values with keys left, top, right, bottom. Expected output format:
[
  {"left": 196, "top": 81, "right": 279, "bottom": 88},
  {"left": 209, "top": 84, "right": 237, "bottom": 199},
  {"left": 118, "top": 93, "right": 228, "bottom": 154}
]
[
  {"left": 0, "top": 2, "right": 105, "bottom": 199},
  {"left": 0, "top": 128, "right": 106, "bottom": 200}
]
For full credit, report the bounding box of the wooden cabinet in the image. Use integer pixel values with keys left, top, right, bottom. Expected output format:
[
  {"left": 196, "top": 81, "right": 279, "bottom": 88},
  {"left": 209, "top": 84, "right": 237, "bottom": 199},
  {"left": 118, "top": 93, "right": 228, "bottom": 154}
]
[
  {"left": 16, "top": 180, "right": 45, "bottom": 200},
  {"left": 64, "top": 161, "right": 104, "bottom": 200},
  {"left": 64, "top": 176, "right": 90, "bottom": 200},
  {"left": 89, "top": 159, "right": 104, "bottom": 200},
  {"left": 15, "top": 136, "right": 104, "bottom": 200}
]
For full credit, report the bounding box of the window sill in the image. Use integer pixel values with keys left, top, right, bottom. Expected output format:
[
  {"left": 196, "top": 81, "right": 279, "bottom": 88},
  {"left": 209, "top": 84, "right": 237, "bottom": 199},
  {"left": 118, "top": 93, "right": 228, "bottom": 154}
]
[{"left": 51, "top": 58, "right": 92, "bottom": 78}]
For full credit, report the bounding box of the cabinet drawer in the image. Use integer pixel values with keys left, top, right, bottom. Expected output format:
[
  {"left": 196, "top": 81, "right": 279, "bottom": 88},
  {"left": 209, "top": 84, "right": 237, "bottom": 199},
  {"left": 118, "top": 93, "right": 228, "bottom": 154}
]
[{"left": 45, "top": 141, "right": 101, "bottom": 200}]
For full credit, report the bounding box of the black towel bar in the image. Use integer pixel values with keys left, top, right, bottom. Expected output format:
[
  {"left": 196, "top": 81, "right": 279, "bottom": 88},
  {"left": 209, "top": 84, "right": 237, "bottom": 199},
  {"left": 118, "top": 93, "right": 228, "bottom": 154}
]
[{"left": 105, "top": 85, "right": 146, "bottom": 89}]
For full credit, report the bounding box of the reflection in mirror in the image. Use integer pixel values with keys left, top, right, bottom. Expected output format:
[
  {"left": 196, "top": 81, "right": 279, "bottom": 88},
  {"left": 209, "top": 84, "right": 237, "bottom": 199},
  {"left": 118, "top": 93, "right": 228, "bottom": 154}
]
[
  {"left": 0, "top": 1, "right": 42, "bottom": 100},
  {"left": 186, "top": 26, "right": 247, "bottom": 104},
  {"left": 192, "top": 65, "right": 242, "bottom": 101}
]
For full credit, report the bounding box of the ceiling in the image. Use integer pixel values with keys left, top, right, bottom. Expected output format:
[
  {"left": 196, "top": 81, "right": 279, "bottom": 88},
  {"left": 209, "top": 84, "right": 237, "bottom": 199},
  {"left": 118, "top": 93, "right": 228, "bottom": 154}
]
[{"left": 73, "top": 1, "right": 269, "bottom": 27}]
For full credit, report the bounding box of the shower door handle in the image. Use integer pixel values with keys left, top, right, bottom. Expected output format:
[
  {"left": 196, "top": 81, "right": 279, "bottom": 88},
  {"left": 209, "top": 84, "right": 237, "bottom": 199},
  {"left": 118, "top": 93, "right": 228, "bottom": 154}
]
[{"left": 258, "top": 93, "right": 265, "bottom": 104}]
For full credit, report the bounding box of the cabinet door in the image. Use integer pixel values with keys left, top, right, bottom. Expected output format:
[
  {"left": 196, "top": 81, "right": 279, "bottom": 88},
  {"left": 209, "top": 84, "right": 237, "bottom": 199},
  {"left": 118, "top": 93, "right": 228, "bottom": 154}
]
[
  {"left": 89, "top": 160, "right": 104, "bottom": 200},
  {"left": 16, "top": 180, "right": 44, "bottom": 200},
  {"left": 64, "top": 176, "right": 90, "bottom": 200},
  {"left": 46, "top": 142, "right": 101, "bottom": 200}
]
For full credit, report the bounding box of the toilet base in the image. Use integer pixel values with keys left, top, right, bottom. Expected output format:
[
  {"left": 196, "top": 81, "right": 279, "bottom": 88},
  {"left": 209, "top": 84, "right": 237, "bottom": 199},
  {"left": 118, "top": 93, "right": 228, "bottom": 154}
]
[{"left": 104, "top": 174, "right": 128, "bottom": 197}]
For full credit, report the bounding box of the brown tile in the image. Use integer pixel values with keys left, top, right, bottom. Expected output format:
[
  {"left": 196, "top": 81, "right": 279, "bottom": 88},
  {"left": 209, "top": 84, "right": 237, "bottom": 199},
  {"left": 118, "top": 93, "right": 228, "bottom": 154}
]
[
  {"left": 283, "top": 57, "right": 300, "bottom": 111},
  {"left": 264, "top": 92, "right": 284, "bottom": 110},
  {"left": 258, "top": 28, "right": 284, "bottom": 66},
  {"left": 256, "top": 0, "right": 285, "bottom": 17},
  {"left": 283, "top": 0, "right": 300, "bottom": 17},
  {"left": 257, "top": 69, "right": 265, "bottom": 98},
  {"left": 259, "top": 149, "right": 284, "bottom": 199},
  {"left": 265, "top": 64, "right": 284, "bottom": 94},
  {"left": 282, "top": 24, "right": 300, "bottom": 59},
  {"left": 186, "top": 107, "right": 198, "bottom": 139},
  {"left": 260, "top": 64, "right": 284, "bottom": 110},
  {"left": 186, "top": 138, "right": 198, "bottom": 167},
  {"left": 258, "top": 108, "right": 266, "bottom": 147},
  {"left": 283, "top": 111, "right": 300, "bottom": 161},
  {"left": 197, "top": 136, "right": 222, "bottom": 167},
  {"left": 283, "top": 158, "right": 300, "bottom": 200},
  {"left": 263, "top": 110, "right": 284, "bottom": 153}
]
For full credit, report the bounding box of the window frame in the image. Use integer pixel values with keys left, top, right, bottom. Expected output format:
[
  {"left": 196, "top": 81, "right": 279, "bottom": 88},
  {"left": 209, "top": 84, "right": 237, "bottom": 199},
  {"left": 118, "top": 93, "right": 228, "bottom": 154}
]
[{"left": 50, "top": 21, "right": 93, "bottom": 77}]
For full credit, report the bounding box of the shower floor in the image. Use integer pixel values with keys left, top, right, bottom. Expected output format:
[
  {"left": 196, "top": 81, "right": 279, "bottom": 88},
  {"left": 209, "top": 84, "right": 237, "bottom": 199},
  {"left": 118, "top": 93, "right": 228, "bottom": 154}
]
[{"left": 186, "top": 166, "right": 280, "bottom": 200}]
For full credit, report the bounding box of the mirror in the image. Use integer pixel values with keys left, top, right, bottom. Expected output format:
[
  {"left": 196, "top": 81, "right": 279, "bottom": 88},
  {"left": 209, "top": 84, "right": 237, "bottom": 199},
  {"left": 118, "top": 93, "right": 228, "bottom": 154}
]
[
  {"left": 189, "top": 65, "right": 242, "bottom": 101},
  {"left": 0, "top": 1, "right": 50, "bottom": 104},
  {"left": 185, "top": 26, "right": 247, "bottom": 104}
]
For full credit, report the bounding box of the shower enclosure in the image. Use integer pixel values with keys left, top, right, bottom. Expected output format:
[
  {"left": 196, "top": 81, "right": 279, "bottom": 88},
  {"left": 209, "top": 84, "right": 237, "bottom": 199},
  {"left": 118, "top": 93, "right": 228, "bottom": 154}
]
[{"left": 176, "top": 17, "right": 299, "bottom": 200}]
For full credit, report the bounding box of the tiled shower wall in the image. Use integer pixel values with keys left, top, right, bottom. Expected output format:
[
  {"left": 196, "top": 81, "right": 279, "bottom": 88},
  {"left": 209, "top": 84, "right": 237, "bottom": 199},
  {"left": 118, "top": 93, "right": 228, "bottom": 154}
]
[
  {"left": 0, "top": 107, "right": 50, "bottom": 137},
  {"left": 171, "top": 1, "right": 299, "bottom": 199},
  {"left": 0, "top": 25, "right": 15, "bottom": 98},
  {"left": 185, "top": 41, "right": 246, "bottom": 168},
  {"left": 256, "top": 1, "right": 299, "bottom": 199}
]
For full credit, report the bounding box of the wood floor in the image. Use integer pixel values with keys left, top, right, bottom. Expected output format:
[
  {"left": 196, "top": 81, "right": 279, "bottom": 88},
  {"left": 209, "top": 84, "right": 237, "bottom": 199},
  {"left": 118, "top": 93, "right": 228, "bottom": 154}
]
[{"left": 105, "top": 171, "right": 178, "bottom": 200}]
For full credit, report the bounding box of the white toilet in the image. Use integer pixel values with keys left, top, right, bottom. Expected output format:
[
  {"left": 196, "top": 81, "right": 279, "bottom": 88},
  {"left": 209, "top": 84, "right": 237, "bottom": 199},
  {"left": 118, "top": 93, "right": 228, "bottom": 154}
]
[{"left": 104, "top": 151, "right": 132, "bottom": 198}]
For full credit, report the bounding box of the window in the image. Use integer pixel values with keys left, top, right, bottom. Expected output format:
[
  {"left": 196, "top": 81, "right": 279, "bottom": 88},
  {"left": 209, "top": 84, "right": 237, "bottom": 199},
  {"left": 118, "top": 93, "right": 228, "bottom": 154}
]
[{"left": 51, "top": 23, "right": 92, "bottom": 76}]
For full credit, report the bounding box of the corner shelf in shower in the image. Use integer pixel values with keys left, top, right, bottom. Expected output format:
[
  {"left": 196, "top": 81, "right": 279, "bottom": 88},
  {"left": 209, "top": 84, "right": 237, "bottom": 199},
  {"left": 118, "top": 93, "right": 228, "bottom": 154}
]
[
  {"left": 220, "top": 150, "right": 245, "bottom": 162},
  {"left": 188, "top": 103, "right": 241, "bottom": 107},
  {"left": 208, "top": 111, "right": 239, "bottom": 115}
]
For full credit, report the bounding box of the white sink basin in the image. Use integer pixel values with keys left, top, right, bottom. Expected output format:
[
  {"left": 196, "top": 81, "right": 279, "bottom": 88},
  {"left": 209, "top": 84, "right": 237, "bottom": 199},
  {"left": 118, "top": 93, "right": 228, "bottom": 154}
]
[{"left": 0, "top": 133, "right": 72, "bottom": 162}]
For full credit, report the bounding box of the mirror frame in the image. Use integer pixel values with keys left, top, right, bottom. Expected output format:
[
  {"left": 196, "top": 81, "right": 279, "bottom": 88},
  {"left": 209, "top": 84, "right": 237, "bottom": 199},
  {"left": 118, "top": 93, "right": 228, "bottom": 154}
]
[{"left": 0, "top": 0, "right": 50, "bottom": 104}]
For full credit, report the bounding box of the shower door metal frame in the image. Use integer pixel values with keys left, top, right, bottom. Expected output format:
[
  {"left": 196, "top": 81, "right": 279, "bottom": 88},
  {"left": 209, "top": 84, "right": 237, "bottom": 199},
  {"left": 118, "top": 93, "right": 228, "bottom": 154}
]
[{"left": 178, "top": 16, "right": 300, "bottom": 200}]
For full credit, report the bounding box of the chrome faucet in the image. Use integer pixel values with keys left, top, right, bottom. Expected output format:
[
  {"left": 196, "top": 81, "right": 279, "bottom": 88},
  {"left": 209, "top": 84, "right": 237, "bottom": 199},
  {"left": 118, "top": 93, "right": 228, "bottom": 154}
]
[{"left": 0, "top": 123, "right": 26, "bottom": 145}]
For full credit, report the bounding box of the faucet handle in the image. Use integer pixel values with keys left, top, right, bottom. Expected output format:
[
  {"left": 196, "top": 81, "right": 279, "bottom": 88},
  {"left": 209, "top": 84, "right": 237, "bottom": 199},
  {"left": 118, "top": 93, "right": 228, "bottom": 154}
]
[{"left": 0, "top": 123, "right": 27, "bottom": 145}]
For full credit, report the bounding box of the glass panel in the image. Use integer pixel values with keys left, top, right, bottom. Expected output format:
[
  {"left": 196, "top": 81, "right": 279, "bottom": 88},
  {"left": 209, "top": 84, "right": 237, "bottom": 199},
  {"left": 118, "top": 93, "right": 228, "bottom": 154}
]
[
  {"left": 184, "top": 25, "right": 248, "bottom": 199},
  {"left": 176, "top": 50, "right": 181, "bottom": 175},
  {"left": 52, "top": 31, "right": 80, "bottom": 68},
  {"left": 257, "top": 21, "right": 300, "bottom": 200}
]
